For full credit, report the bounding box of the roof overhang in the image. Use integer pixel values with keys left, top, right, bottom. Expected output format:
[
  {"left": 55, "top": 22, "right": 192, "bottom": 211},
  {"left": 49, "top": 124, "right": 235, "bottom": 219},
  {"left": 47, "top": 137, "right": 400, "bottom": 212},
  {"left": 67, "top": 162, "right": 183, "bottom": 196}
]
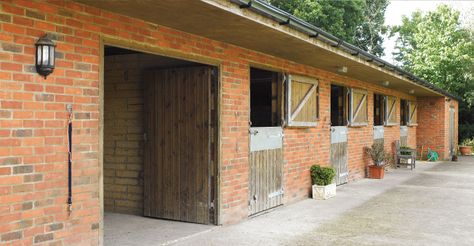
[{"left": 75, "top": 0, "right": 457, "bottom": 99}]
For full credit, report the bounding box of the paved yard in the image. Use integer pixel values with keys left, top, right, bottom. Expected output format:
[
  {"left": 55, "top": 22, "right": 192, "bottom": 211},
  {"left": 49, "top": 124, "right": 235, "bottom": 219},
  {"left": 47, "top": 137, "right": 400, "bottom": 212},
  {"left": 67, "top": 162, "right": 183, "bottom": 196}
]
[
  {"left": 171, "top": 157, "right": 474, "bottom": 246},
  {"left": 104, "top": 213, "right": 213, "bottom": 246}
]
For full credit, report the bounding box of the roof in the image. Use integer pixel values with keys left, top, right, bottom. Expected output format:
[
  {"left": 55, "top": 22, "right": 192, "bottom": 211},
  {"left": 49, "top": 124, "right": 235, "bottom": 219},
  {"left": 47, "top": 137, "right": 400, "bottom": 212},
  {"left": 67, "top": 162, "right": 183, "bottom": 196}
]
[
  {"left": 75, "top": 0, "right": 459, "bottom": 100},
  {"left": 230, "top": 0, "right": 459, "bottom": 100}
]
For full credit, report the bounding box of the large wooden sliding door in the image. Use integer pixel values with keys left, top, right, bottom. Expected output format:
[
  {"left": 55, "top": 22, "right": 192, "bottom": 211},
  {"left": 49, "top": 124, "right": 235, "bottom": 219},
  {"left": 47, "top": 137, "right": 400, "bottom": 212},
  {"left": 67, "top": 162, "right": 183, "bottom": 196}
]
[{"left": 143, "top": 66, "right": 217, "bottom": 225}]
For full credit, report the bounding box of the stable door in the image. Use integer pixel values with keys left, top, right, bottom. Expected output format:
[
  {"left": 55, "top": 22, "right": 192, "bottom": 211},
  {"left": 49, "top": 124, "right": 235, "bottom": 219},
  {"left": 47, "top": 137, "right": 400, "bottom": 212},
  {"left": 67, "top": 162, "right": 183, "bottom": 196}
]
[
  {"left": 248, "top": 68, "right": 284, "bottom": 215},
  {"left": 143, "top": 66, "right": 216, "bottom": 224}
]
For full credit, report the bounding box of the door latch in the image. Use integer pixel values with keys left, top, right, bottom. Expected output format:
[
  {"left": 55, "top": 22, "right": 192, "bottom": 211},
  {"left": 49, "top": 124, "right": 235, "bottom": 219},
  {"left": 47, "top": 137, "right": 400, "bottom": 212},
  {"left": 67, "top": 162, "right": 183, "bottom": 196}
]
[{"left": 249, "top": 129, "right": 259, "bottom": 135}]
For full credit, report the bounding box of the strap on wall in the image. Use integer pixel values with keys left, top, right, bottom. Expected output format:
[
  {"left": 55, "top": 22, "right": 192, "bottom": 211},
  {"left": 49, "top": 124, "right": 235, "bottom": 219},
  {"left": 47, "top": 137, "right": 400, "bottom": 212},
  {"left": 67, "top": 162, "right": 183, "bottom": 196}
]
[{"left": 67, "top": 104, "right": 73, "bottom": 213}]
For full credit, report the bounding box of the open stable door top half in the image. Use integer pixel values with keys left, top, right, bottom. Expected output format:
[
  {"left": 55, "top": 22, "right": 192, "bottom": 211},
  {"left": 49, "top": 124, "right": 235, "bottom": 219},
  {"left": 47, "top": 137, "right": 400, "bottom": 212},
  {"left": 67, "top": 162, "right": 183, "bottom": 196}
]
[{"left": 143, "top": 66, "right": 218, "bottom": 225}]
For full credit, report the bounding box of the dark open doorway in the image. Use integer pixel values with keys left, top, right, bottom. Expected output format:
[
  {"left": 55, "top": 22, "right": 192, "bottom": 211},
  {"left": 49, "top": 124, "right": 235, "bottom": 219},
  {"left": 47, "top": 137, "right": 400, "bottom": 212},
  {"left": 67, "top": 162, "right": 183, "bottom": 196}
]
[
  {"left": 400, "top": 99, "right": 408, "bottom": 126},
  {"left": 374, "top": 94, "right": 385, "bottom": 126},
  {"left": 250, "top": 68, "right": 282, "bottom": 127},
  {"left": 331, "top": 85, "right": 348, "bottom": 126},
  {"left": 103, "top": 45, "right": 219, "bottom": 244}
]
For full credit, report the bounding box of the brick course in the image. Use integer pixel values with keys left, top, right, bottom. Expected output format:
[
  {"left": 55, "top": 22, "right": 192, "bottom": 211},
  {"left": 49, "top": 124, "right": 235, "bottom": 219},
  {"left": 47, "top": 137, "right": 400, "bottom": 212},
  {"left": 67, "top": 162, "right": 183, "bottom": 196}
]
[{"left": 0, "top": 0, "right": 457, "bottom": 244}]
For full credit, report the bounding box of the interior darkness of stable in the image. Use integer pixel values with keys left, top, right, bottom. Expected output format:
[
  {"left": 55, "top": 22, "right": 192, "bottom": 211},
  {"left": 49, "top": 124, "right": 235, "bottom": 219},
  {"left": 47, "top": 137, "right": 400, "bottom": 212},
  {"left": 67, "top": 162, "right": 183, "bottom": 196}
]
[
  {"left": 331, "top": 85, "right": 348, "bottom": 126},
  {"left": 374, "top": 94, "right": 385, "bottom": 126},
  {"left": 400, "top": 99, "right": 408, "bottom": 126},
  {"left": 250, "top": 68, "right": 281, "bottom": 127}
]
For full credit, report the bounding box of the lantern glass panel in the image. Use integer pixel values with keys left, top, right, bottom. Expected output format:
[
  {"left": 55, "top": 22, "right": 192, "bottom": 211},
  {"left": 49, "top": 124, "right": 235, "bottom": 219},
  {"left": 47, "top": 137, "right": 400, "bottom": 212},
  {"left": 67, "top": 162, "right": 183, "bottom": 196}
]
[
  {"left": 42, "top": 46, "right": 49, "bottom": 65},
  {"left": 36, "top": 46, "right": 41, "bottom": 65},
  {"left": 49, "top": 46, "right": 54, "bottom": 66}
]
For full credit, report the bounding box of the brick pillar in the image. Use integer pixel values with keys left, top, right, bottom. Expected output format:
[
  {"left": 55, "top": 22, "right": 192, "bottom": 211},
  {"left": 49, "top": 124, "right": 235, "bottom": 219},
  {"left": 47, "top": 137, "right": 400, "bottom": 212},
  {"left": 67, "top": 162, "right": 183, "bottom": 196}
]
[{"left": 417, "top": 97, "right": 458, "bottom": 160}]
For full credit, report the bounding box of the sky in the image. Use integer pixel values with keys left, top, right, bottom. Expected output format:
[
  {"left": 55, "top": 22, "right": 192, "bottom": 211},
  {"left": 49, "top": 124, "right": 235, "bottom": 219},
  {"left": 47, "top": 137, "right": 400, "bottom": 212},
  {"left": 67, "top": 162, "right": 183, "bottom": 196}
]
[{"left": 382, "top": 0, "right": 474, "bottom": 63}]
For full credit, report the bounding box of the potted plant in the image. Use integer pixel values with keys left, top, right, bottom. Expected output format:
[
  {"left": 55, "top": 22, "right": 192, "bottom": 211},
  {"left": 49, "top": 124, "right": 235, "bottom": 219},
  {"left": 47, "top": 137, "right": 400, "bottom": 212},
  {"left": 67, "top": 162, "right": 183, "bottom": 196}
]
[
  {"left": 459, "top": 138, "right": 473, "bottom": 156},
  {"left": 365, "top": 142, "right": 389, "bottom": 179},
  {"left": 310, "top": 165, "right": 336, "bottom": 200}
]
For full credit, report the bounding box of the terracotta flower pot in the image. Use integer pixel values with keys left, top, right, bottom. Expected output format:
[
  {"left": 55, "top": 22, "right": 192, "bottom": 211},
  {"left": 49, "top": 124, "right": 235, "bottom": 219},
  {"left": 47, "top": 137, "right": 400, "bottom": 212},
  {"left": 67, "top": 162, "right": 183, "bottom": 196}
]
[
  {"left": 459, "top": 146, "right": 472, "bottom": 156},
  {"left": 369, "top": 165, "right": 384, "bottom": 179}
]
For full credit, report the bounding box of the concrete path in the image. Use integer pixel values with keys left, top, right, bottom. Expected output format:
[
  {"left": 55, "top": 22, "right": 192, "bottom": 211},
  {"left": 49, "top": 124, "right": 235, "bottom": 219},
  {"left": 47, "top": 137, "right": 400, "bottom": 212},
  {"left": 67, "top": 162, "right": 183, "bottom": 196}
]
[
  {"left": 172, "top": 157, "right": 474, "bottom": 246},
  {"left": 104, "top": 213, "right": 214, "bottom": 246}
]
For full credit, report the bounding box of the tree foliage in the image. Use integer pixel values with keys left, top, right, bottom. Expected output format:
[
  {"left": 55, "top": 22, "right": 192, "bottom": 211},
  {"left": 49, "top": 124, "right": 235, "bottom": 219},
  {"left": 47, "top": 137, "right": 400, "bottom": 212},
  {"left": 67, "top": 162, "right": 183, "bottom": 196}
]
[
  {"left": 355, "top": 0, "right": 389, "bottom": 56},
  {"left": 267, "top": 0, "right": 389, "bottom": 57},
  {"left": 391, "top": 5, "right": 474, "bottom": 133}
]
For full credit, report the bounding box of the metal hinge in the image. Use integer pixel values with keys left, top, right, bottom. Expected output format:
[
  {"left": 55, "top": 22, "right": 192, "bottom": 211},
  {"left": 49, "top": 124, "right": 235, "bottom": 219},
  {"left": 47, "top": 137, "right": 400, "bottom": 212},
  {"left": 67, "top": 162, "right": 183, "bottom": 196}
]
[
  {"left": 210, "top": 200, "right": 215, "bottom": 209},
  {"left": 268, "top": 189, "right": 284, "bottom": 198}
]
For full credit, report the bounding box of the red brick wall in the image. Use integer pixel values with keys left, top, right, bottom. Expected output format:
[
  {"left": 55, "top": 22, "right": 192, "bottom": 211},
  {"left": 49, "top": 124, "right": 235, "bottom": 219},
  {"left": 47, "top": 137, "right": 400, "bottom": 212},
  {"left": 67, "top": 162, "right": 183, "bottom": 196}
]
[
  {"left": 417, "top": 97, "right": 458, "bottom": 160},
  {"left": 0, "top": 0, "right": 453, "bottom": 244},
  {"left": 1, "top": 1, "right": 102, "bottom": 245},
  {"left": 282, "top": 71, "right": 417, "bottom": 199}
]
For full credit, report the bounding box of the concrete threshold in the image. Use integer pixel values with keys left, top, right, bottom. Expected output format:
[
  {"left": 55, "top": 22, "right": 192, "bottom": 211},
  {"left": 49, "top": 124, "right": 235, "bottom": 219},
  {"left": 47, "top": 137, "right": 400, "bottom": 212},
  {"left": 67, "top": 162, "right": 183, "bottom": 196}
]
[{"left": 104, "top": 213, "right": 215, "bottom": 246}]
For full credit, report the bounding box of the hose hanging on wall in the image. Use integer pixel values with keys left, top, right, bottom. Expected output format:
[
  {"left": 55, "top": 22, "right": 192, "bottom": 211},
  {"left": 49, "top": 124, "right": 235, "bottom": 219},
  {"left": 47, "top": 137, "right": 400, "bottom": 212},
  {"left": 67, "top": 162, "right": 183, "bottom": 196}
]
[{"left": 67, "top": 104, "right": 73, "bottom": 213}]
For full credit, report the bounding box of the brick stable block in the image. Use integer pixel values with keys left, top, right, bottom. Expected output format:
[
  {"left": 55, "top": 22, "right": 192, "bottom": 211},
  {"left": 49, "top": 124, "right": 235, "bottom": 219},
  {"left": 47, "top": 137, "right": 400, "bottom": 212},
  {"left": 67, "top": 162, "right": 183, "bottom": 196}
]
[{"left": 0, "top": 0, "right": 457, "bottom": 245}]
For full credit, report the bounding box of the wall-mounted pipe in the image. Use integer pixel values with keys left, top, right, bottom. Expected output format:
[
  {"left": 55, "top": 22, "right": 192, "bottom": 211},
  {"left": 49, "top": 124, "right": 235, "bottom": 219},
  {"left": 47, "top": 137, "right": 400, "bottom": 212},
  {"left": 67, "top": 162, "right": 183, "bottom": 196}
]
[{"left": 67, "top": 104, "right": 73, "bottom": 213}]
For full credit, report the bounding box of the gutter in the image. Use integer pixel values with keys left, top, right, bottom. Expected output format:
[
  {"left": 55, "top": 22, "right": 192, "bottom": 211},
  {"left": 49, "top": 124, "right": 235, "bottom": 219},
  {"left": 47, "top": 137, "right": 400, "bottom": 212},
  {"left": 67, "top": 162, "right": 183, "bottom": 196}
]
[{"left": 230, "top": 0, "right": 461, "bottom": 101}]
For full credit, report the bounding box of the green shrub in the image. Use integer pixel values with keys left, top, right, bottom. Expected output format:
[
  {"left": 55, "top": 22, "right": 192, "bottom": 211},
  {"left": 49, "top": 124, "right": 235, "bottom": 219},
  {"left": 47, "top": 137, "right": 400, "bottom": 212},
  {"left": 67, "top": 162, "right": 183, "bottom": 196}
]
[
  {"left": 459, "top": 123, "right": 474, "bottom": 143},
  {"left": 310, "top": 165, "right": 335, "bottom": 186},
  {"left": 460, "top": 137, "right": 474, "bottom": 147}
]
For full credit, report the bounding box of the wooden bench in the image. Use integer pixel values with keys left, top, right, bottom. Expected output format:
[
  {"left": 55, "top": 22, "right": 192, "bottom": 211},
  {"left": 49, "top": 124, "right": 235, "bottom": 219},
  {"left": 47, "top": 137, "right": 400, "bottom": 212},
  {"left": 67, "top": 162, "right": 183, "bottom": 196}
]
[{"left": 395, "top": 140, "right": 416, "bottom": 170}]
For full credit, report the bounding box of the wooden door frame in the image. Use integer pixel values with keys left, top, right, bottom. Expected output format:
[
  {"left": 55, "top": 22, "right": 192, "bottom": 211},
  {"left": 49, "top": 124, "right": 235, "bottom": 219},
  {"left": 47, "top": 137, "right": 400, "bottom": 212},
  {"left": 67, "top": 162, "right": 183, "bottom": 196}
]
[{"left": 98, "top": 36, "right": 222, "bottom": 244}]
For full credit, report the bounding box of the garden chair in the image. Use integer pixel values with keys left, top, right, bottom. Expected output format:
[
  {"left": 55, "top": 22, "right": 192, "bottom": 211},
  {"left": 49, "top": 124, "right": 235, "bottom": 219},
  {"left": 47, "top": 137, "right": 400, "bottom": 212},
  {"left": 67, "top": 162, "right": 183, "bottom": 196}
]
[{"left": 394, "top": 140, "right": 416, "bottom": 170}]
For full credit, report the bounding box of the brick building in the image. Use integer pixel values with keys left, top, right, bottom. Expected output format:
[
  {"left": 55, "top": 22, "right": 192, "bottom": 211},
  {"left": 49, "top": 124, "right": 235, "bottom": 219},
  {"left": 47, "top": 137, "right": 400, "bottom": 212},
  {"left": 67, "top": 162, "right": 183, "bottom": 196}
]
[{"left": 0, "top": 0, "right": 459, "bottom": 245}]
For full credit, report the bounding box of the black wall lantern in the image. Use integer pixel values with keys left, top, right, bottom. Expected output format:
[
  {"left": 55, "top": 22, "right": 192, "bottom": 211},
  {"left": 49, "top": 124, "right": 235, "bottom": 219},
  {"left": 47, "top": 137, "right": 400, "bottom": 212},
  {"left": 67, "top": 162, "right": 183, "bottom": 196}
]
[{"left": 35, "top": 35, "right": 56, "bottom": 78}]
